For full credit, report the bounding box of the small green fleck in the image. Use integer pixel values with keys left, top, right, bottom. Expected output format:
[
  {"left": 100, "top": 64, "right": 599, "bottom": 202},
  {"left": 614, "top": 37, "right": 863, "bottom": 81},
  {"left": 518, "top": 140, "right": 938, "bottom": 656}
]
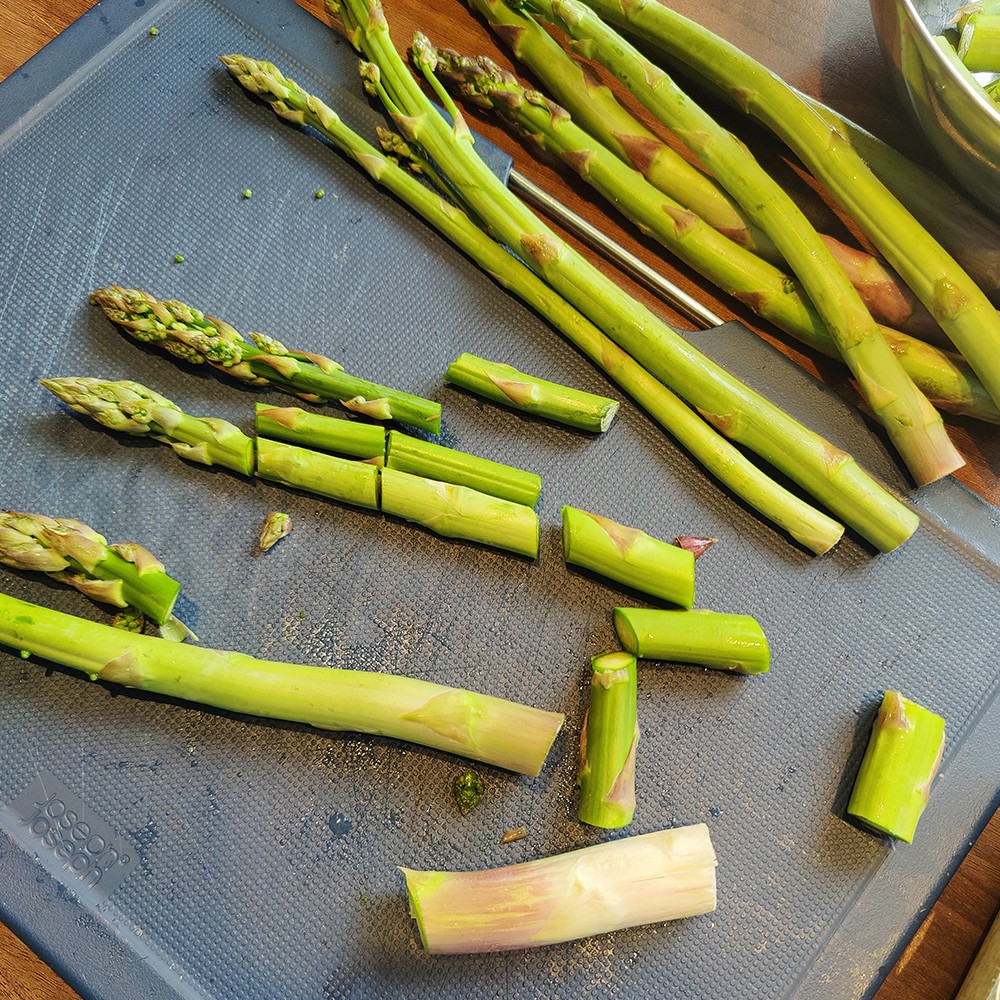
[
  {"left": 453, "top": 770, "right": 485, "bottom": 815},
  {"left": 242, "top": 188, "right": 252, "bottom": 199},
  {"left": 149, "top": 25, "right": 159, "bottom": 35},
  {"left": 358, "top": 892, "right": 370, "bottom": 905},
  {"left": 174, "top": 254, "right": 185, "bottom": 264},
  {"left": 314, "top": 188, "right": 326, "bottom": 200},
  {"left": 113, "top": 607, "right": 145, "bottom": 633},
  {"left": 298, "top": 610, "right": 306, "bottom": 620},
  {"left": 19, "top": 649, "right": 30, "bottom": 660}
]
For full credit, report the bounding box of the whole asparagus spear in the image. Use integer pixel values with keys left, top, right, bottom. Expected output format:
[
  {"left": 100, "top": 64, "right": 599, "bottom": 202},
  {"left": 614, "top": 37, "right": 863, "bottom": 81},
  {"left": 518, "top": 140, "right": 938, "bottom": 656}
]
[
  {"left": 0, "top": 591, "right": 564, "bottom": 775},
  {"left": 0, "top": 511, "right": 180, "bottom": 627},
  {"left": 220, "top": 54, "right": 845, "bottom": 553},
  {"left": 426, "top": 45, "right": 997, "bottom": 423},
  {"left": 312, "top": 0, "right": 919, "bottom": 551},
  {"left": 572, "top": 0, "right": 1000, "bottom": 411},
  {"left": 524, "top": 0, "right": 962, "bottom": 486},
  {"left": 89, "top": 286, "right": 442, "bottom": 434}
]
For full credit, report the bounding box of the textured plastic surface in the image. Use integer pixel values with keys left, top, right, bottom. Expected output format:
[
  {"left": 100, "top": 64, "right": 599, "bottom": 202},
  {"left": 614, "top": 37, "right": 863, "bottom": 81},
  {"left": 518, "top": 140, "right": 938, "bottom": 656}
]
[{"left": 0, "top": 1, "right": 998, "bottom": 998}]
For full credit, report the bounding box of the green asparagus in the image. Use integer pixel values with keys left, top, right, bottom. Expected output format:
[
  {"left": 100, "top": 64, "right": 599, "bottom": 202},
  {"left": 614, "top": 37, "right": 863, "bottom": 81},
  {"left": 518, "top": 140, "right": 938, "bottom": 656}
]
[
  {"left": 89, "top": 286, "right": 442, "bottom": 434},
  {"left": 0, "top": 591, "right": 564, "bottom": 775},
  {"left": 257, "top": 510, "right": 292, "bottom": 551},
  {"left": 577, "top": 649, "right": 638, "bottom": 828},
  {"left": 256, "top": 437, "right": 381, "bottom": 509},
  {"left": 220, "top": 52, "right": 848, "bottom": 554},
  {"left": 959, "top": 12, "right": 1000, "bottom": 71},
  {"left": 0, "top": 510, "right": 180, "bottom": 626},
  {"left": 444, "top": 352, "right": 620, "bottom": 431},
  {"left": 255, "top": 402, "right": 387, "bottom": 460}
]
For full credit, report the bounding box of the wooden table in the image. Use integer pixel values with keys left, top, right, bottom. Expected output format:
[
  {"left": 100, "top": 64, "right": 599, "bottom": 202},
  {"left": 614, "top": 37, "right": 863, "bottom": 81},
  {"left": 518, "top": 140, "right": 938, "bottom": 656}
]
[{"left": 0, "top": 0, "right": 997, "bottom": 996}]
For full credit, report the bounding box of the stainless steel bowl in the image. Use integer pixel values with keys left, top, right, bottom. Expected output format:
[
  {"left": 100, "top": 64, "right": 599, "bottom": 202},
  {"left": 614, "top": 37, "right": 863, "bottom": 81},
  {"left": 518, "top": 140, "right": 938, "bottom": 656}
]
[{"left": 871, "top": 0, "right": 1000, "bottom": 218}]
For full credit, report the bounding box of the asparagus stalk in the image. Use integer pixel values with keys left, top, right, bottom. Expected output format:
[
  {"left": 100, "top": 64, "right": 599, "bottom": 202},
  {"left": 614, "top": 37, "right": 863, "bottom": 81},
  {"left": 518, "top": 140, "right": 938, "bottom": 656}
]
[
  {"left": 577, "top": 649, "right": 638, "bottom": 828},
  {"left": 444, "top": 352, "right": 620, "bottom": 431},
  {"left": 573, "top": 0, "right": 1000, "bottom": 411},
  {"left": 317, "top": 1, "right": 920, "bottom": 550},
  {"left": 528, "top": 0, "right": 962, "bottom": 486},
  {"left": 427, "top": 45, "right": 994, "bottom": 421},
  {"left": 255, "top": 402, "right": 386, "bottom": 460},
  {"left": 89, "top": 286, "right": 442, "bottom": 434},
  {"left": 0, "top": 511, "right": 180, "bottom": 626},
  {"left": 846, "top": 691, "right": 945, "bottom": 843},
  {"left": 959, "top": 13, "right": 1000, "bottom": 71},
  {"left": 256, "top": 437, "right": 381, "bottom": 509},
  {"left": 400, "top": 823, "right": 717, "bottom": 952},
  {"left": 0, "top": 591, "right": 564, "bottom": 775},
  {"left": 380, "top": 467, "right": 539, "bottom": 557},
  {"left": 613, "top": 606, "right": 770, "bottom": 675},
  {"left": 39, "top": 376, "right": 255, "bottom": 475},
  {"left": 220, "top": 53, "right": 847, "bottom": 554},
  {"left": 385, "top": 430, "right": 542, "bottom": 506},
  {"left": 561, "top": 505, "right": 694, "bottom": 607}
]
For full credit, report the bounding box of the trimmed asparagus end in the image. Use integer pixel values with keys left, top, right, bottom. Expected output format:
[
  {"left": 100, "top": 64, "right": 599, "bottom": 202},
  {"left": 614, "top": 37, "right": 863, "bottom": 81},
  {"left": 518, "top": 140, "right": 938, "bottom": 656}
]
[
  {"left": 614, "top": 607, "right": 770, "bottom": 675},
  {"left": 561, "top": 505, "right": 694, "bottom": 607},
  {"left": 400, "top": 823, "right": 716, "bottom": 953},
  {"left": 847, "top": 691, "right": 945, "bottom": 843},
  {"left": 578, "top": 649, "right": 638, "bottom": 828}
]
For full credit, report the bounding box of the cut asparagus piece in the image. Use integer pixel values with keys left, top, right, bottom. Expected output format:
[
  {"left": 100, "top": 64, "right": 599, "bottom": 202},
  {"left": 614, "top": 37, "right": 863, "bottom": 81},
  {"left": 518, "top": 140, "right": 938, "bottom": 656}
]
[
  {"left": 309, "top": 3, "right": 919, "bottom": 551},
  {"left": 386, "top": 430, "right": 541, "bottom": 506},
  {"left": 847, "top": 691, "right": 945, "bottom": 843},
  {"left": 0, "top": 510, "right": 180, "bottom": 626},
  {"left": 40, "top": 377, "right": 255, "bottom": 476},
  {"left": 219, "top": 54, "right": 846, "bottom": 555},
  {"left": 561, "top": 505, "right": 694, "bottom": 607},
  {"left": 959, "top": 13, "right": 1000, "bottom": 71},
  {"left": 0, "top": 591, "right": 564, "bottom": 775},
  {"left": 255, "top": 402, "right": 387, "bottom": 460},
  {"left": 578, "top": 649, "right": 638, "bottom": 828},
  {"left": 613, "top": 607, "right": 770, "bottom": 675},
  {"left": 573, "top": 0, "right": 1000, "bottom": 412},
  {"left": 428, "top": 45, "right": 993, "bottom": 420},
  {"left": 531, "top": 0, "right": 962, "bottom": 486},
  {"left": 381, "top": 467, "right": 539, "bottom": 557},
  {"left": 256, "top": 438, "right": 380, "bottom": 510},
  {"left": 90, "top": 286, "right": 441, "bottom": 434},
  {"left": 444, "top": 352, "right": 620, "bottom": 432},
  {"left": 400, "top": 823, "right": 716, "bottom": 952}
]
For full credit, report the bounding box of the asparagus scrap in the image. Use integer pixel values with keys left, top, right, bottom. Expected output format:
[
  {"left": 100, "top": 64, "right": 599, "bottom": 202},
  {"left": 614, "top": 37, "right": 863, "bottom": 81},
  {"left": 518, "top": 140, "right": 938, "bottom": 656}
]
[
  {"left": 613, "top": 607, "right": 770, "bottom": 675},
  {"left": 427, "top": 44, "right": 997, "bottom": 423},
  {"left": 89, "top": 286, "right": 442, "bottom": 434},
  {"left": 400, "top": 823, "right": 716, "bottom": 952},
  {"left": 444, "top": 352, "right": 620, "bottom": 431},
  {"left": 958, "top": 12, "right": 1000, "bottom": 70},
  {"left": 527, "top": 0, "right": 962, "bottom": 486},
  {"left": 257, "top": 510, "right": 292, "bottom": 551},
  {"left": 847, "top": 691, "right": 945, "bottom": 843},
  {"left": 40, "top": 377, "right": 255, "bottom": 475},
  {"left": 0, "top": 591, "right": 564, "bottom": 775},
  {"left": 0, "top": 511, "right": 180, "bottom": 626},
  {"left": 220, "top": 53, "right": 847, "bottom": 554},
  {"left": 573, "top": 0, "right": 1000, "bottom": 412},
  {"left": 577, "top": 649, "right": 638, "bottom": 828},
  {"left": 562, "top": 505, "right": 695, "bottom": 607},
  {"left": 309, "top": 0, "right": 920, "bottom": 550}
]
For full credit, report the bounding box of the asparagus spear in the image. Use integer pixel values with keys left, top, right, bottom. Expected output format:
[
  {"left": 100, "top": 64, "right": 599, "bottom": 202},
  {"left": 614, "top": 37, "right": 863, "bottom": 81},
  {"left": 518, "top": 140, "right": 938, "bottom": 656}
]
[
  {"left": 89, "top": 286, "right": 442, "bottom": 434},
  {"left": 561, "top": 505, "right": 695, "bottom": 607},
  {"left": 577, "top": 649, "right": 638, "bottom": 828},
  {"left": 380, "top": 467, "right": 539, "bottom": 557},
  {"left": 39, "top": 376, "right": 255, "bottom": 475},
  {"left": 846, "top": 691, "right": 945, "bottom": 843},
  {"left": 572, "top": 0, "right": 1000, "bottom": 411},
  {"left": 427, "top": 45, "right": 996, "bottom": 422},
  {"left": 256, "top": 437, "right": 381, "bottom": 509},
  {"left": 400, "top": 823, "right": 716, "bottom": 952},
  {"left": 613, "top": 607, "right": 770, "bottom": 675},
  {"left": 0, "top": 591, "right": 564, "bottom": 775},
  {"left": 0, "top": 511, "right": 180, "bottom": 626},
  {"left": 444, "top": 352, "right": 620, "bottom": 431},
  {"left": 220, "top": 53, "right": 847, "bottom": 554},
  {"left": 255, "top": 402, "right": 387, "bottom": 460},
  {"left": 320, "top": 0, "right": 920, "bottom": 549},
  {"left": 385, "top": 430, "right": 542, "bottom": 506},
  {"left": 526, "top": 0, "right": 962, "bottom": 486}
]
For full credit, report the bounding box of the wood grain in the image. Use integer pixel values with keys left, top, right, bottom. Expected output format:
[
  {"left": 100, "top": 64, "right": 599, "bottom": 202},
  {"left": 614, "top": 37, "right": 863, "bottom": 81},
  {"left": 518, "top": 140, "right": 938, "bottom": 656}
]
[{"left": 0, "top": 0, "right": 997, "bottom": 997}]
